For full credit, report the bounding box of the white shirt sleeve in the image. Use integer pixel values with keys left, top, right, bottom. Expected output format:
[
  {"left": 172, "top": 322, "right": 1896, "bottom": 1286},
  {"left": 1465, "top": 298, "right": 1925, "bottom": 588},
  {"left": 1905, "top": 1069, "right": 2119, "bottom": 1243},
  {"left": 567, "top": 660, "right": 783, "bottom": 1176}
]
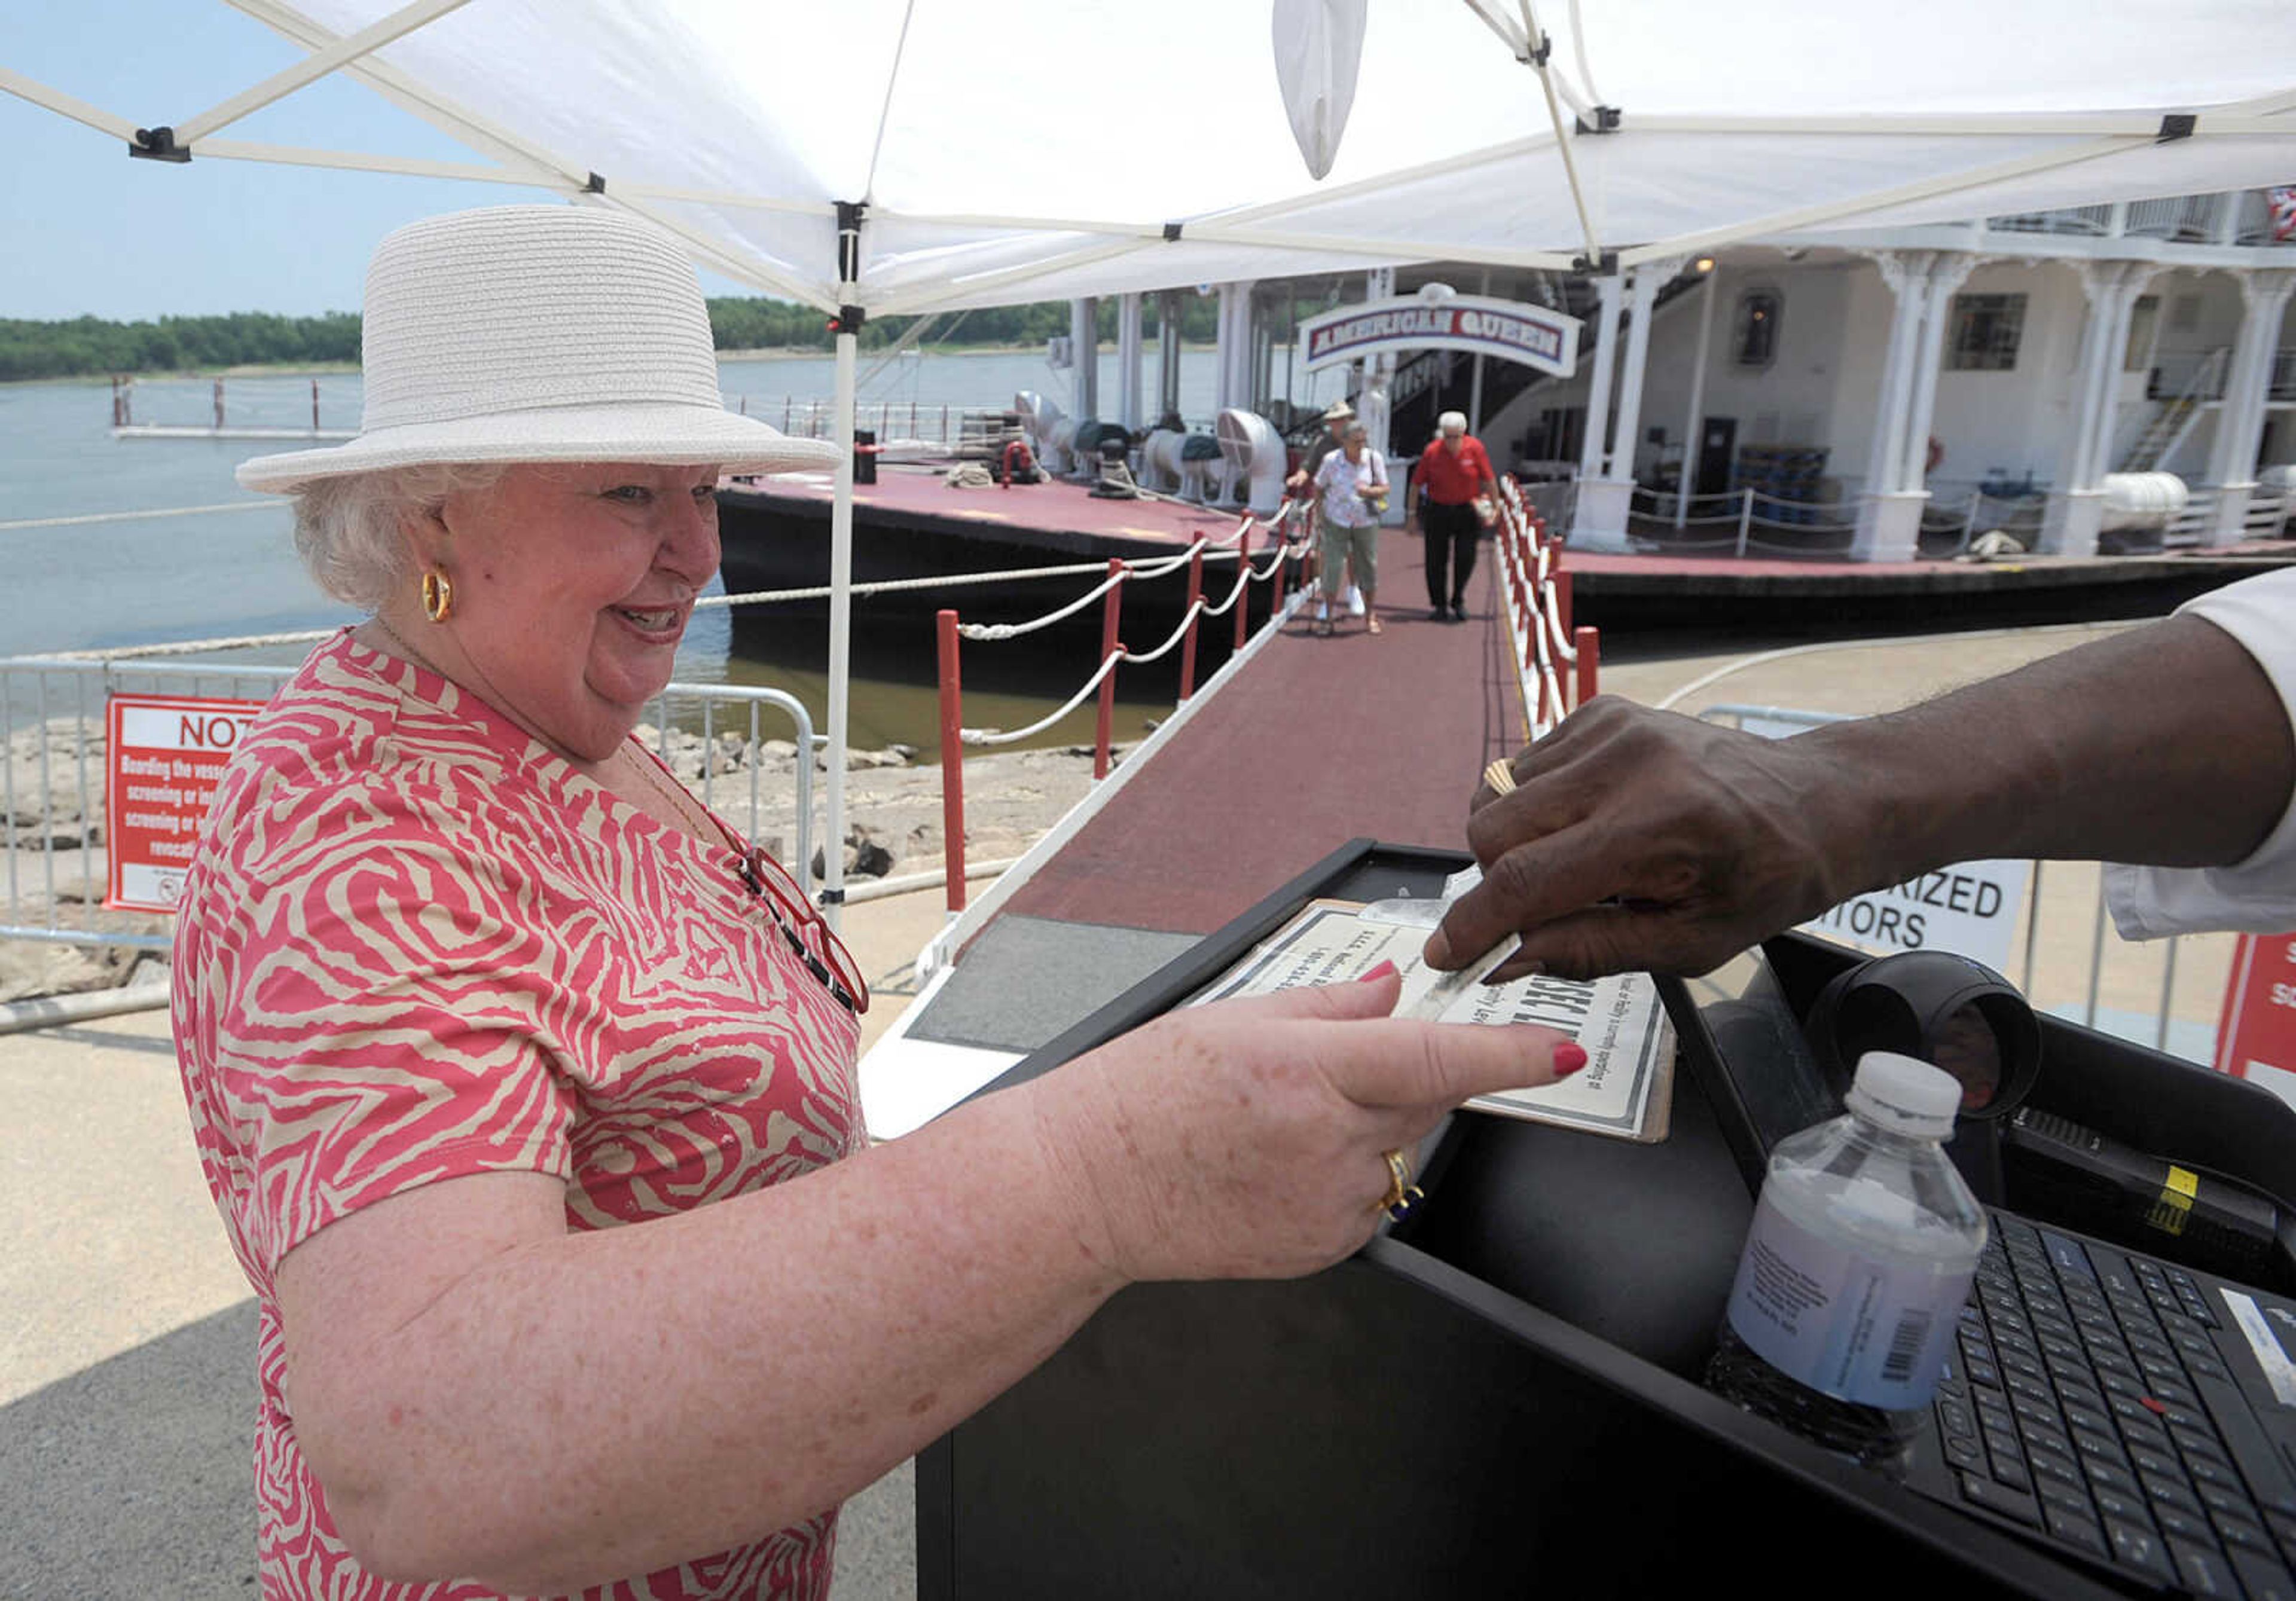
[{"left": 2105, "top": 567, "right": 2296, "bottom": 940}]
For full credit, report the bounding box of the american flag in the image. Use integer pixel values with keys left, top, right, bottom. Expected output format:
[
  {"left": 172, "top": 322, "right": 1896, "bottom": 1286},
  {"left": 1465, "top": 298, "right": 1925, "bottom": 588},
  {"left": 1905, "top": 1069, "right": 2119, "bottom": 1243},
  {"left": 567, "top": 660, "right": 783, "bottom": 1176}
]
[{"left": 2273, "top": 187, "right": 2296, "bottom": 242}]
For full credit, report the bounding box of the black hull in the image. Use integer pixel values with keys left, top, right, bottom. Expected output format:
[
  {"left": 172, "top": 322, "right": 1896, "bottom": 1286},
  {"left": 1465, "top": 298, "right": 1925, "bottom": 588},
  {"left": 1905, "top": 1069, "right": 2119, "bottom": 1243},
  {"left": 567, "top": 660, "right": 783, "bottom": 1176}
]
[
  {"left": 1573, "top": 549, "right": 2296, "bottom": 634},
  {"left": 717, "top": 485, "right": 1283, "bottom": 622}
]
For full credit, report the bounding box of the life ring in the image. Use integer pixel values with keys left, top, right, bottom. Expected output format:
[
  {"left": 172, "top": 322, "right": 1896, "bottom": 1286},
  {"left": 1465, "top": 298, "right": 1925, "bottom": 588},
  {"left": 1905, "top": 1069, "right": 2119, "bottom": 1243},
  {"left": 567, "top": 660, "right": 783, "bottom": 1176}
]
[{"left": 1926, "top": 435, "right": 1946, "bottom": 473}]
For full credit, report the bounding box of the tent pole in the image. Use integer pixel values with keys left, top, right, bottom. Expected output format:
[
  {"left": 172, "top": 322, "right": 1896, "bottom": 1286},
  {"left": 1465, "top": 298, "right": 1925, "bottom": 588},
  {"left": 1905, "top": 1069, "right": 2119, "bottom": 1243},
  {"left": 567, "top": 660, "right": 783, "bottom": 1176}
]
[
  {"left": 823, "top": 200, "right": 866, "bottom": 933},
  {"left": 825, "top": 327, "right": 855, "bottom": 931}
]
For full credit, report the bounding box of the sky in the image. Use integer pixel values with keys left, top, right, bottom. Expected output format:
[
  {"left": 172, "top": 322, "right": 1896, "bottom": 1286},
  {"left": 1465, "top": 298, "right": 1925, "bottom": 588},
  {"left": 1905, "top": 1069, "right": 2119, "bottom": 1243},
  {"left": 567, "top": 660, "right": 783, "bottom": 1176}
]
[{"left": 0, "top": 2, "right": 752, "bottom": 322}]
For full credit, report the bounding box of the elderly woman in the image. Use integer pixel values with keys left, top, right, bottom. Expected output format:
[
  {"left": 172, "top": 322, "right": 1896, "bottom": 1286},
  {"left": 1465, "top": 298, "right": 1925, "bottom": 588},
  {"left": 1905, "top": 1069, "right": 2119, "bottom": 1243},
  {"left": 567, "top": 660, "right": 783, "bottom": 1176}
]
[
  {"left": 1309, "top": 420, "right": 1388, "bottom": 637},
  {"left": 171, "top": 204, "right": 1581, "bottom": 1601}
]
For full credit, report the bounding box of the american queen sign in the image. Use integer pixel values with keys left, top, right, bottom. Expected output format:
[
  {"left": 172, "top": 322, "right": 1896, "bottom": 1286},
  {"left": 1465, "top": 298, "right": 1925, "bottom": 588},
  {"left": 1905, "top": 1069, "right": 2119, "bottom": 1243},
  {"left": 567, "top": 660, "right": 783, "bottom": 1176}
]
[{"left": 1298, "top": 291, "right": 1581, "bottom": 378}]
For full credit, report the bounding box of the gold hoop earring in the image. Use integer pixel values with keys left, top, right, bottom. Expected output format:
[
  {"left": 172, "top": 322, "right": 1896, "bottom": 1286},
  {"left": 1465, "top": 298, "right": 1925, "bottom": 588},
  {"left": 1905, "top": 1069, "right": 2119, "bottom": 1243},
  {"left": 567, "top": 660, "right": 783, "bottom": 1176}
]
[{"left": 420, "top": 569, "right": 454, "bottom": 624}]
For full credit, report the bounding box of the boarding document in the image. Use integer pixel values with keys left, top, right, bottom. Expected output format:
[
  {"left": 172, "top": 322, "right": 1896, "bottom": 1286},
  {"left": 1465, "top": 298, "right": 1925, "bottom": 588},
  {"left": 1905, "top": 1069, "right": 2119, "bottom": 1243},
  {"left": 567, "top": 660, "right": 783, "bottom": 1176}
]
[{"left": 1186, "top": 876, "right": 1675, "bottom": 1143}]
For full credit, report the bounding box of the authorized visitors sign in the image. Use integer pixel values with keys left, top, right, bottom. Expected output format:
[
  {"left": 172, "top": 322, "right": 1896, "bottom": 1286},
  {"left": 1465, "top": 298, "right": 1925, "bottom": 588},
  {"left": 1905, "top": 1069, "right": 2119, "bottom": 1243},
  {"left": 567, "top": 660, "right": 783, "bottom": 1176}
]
[
  {"left": 104, "top": 693, "right": 266, "bottom": 913},
  {"left": 1739, "top": 713, "right": 2030, "bottom": 972},
  {"left": 1297, "top": 293, "right": 1581, "bottom": 379}
]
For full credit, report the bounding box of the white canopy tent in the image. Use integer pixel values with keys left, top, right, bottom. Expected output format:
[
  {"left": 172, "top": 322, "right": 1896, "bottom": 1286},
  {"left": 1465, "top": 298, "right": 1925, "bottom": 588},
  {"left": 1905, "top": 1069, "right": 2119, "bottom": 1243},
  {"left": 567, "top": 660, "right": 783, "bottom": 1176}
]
[{"left": 9, "top": 0, "right": 2295, "bottom": 915}]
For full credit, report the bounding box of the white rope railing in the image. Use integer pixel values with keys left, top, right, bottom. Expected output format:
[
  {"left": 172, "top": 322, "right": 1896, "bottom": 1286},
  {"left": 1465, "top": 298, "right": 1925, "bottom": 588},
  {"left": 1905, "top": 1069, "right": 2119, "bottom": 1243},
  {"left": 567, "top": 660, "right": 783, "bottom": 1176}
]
[
  {"left": 0, "top": 499, "right": 285, "bottom": 533},
  {"left": 954, "top": 536, "right": 1305, "bottom": 745},
  {"left": 48, "top": 551, "right": 1250, "bottom": 662},
  {"left": 957, "top": 567, "right": 1135, "bottom": 641},
  {"left": 48, "top": 627, "right": 341, "bottom": 661},
  {"left": 961, "top": 651, "right": 1122, "bottom": 746},
  {"left": 1115, "top": 596, "right": 1217, "bottom": 666},
  {"left": 947, "top": 508, "right": 1275, "bottom": 641},
  {"left": 694, "top": 551, "right": 1241, "bottom": 613},
  {"left": 1200, "top": 540, "right": 1290, "bottom": 617}
]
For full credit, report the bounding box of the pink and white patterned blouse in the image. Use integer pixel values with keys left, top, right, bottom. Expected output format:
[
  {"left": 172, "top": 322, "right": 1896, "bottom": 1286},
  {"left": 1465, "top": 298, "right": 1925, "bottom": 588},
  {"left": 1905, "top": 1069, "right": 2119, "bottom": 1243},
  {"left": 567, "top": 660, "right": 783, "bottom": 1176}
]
[{"left": 172, "top": 631, "right": 865, "bottom": 1601}]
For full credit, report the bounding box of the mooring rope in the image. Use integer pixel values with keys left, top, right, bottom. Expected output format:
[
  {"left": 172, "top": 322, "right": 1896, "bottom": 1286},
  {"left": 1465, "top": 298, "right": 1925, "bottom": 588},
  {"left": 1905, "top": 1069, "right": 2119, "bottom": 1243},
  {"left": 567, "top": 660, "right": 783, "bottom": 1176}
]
[{"left": 955, "top": 541, "right": 1304, "bottom": 745}]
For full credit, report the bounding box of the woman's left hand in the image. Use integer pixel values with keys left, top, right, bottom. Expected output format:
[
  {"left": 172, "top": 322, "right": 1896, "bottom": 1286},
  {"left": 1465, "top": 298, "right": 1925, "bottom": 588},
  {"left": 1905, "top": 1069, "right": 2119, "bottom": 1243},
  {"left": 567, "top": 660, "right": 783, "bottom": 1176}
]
[{"left": 1025, "top": 972, "right": 1579, "bottom": 1284}]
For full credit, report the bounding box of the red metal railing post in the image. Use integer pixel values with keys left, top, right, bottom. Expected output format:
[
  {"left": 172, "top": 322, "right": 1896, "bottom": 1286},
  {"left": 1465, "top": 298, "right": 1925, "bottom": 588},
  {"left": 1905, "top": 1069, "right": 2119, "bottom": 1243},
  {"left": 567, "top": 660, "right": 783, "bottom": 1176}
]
[
  {"left": 1233, "top": 527, "right": 1252, "bottom": 655},
  {"left": 1576, "top": 626, "right": 1601, "bottom": 710},
  {"left": 1554, "top": 567, "right": 1574, "bottom": 638},
  {"left": 1179, "top": 548, "right": 1205, "bottom": 700},
  {"left": 937, "top": 610, "right": 968, "bottom": 912},
  {"left": 1097, "top": 559, "right": 1124, "bottom": 780}
]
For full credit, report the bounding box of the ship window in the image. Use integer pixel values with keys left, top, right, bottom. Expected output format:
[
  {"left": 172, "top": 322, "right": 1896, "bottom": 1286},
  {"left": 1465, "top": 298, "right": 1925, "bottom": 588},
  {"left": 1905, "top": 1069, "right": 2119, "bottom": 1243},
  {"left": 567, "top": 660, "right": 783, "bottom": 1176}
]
[
  {"left": 1948, "top": 293, "right": 2026, "bottom": 372},
  {"left": 1734, "top": 289, "right": 1782, "bottom": 368}
]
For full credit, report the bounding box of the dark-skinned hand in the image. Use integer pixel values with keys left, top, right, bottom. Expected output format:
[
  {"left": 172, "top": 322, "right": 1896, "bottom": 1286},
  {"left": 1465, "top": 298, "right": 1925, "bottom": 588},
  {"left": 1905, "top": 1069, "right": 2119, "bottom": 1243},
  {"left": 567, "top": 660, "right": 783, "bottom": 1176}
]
[{"left": 1424, "top": 696, "right": 1855, "bottom": 981}]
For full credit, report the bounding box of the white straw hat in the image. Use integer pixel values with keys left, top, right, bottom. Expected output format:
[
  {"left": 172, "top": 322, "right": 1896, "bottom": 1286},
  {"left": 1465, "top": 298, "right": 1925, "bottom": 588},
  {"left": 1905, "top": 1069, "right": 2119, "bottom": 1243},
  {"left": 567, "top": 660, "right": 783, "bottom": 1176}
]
[{"left": 237, "top": 204, "right": 842, "bottom": 493}]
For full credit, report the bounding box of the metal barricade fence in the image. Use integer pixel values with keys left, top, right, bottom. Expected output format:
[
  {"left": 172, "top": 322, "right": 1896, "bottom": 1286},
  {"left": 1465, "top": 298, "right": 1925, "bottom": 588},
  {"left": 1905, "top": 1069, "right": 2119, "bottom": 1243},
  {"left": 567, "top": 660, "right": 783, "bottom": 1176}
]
[
  {"left": 1698, "top": 704, "right": 2234, "bottom": 1068},
  {"left": 1, "top": 651, "right": 820, "bottom": 960}
]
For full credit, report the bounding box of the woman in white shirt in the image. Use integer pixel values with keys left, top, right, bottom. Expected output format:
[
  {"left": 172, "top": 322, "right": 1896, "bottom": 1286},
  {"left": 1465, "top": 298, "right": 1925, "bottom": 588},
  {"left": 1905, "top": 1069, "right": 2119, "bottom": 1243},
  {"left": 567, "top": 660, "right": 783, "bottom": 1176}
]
[{"left": 1310, "top": 422, "right": 1388, "bottom": 637}]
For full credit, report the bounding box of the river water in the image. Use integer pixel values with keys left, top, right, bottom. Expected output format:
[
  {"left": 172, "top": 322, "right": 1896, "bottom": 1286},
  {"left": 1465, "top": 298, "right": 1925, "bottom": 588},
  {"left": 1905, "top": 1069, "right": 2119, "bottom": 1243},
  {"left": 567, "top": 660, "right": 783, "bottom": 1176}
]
[{"left": 0, "top": 348, "right": 1345, "bottom": 751}]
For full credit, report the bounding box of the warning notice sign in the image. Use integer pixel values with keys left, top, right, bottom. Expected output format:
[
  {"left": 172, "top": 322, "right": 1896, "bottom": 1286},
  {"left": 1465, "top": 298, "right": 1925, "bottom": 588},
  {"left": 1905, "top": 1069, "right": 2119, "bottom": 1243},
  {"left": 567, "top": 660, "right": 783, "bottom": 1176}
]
[
  {"left": 2215, "top": 933, "right": 2296, "bottom": 1080},
  {"left": 104, "top": 693, "right": 266, "bottom": 912}
]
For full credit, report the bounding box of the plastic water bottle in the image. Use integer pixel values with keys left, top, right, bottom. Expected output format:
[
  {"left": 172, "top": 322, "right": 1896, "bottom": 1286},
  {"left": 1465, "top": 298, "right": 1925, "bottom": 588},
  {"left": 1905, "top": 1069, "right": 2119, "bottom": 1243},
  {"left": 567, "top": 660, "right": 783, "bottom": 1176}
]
[{"left": 1705, "top": 1051, "right": 1989, "bottom": 1469}]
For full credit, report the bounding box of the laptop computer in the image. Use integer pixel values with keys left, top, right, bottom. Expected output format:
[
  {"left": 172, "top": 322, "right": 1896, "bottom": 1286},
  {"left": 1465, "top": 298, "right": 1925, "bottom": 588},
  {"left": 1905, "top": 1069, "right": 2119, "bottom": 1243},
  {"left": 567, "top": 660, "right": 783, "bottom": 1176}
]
[{"left": 1663, "top": 936, "right": 2296, "bottom": 1601}]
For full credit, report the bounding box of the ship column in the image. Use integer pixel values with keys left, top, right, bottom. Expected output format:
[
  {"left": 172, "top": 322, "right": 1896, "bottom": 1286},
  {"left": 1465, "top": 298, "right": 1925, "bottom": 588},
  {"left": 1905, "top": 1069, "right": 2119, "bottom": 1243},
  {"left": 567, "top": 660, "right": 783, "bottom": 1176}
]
[
  {"left": 1568, "top": 271, "right": 1628, "bottom": 551},
  {"left": 1070, "top": 297, "right": 1100, "bottom": 423},
  {"left": 1116, "top": 292, "right": 1145, "bottom": 433},
  {"left": 1156, "top": 289, "right": 1183, "bottom": 426},
  {"left": 1894, "top": 253, "right": 1980, "bottom": 506},
  {"left": 2202, "top": 270, "right": 2296, "bottom": 546},
  {"left": 1603, "top": 257, "right": 1683, "bottom": 528},
  {"left": 1360, "top": 267, "right": 1394, "bottom": 459},
  {"left": 1675, "top": 261, "right": 1721, "bottom": 528},
  {"left": 1852, "top": 251, "right": 1931, "bottom": 563},
  {"left": 1213, "top": 280, "right": 1260, "bottom": 426},
  {"left": 1856, "top": 250, "right": 1979, "bottom": 563},
  {"left": 2043, "top": 261, "right": 2157, "bottom": 559}
]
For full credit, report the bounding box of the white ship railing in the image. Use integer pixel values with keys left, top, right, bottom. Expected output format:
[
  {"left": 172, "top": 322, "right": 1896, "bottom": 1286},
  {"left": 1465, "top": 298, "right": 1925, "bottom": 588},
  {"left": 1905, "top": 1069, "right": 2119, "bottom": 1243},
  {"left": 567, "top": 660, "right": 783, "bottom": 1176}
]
[{"left": 1987, "top": 188, "right": 2292, "bottom": 249}]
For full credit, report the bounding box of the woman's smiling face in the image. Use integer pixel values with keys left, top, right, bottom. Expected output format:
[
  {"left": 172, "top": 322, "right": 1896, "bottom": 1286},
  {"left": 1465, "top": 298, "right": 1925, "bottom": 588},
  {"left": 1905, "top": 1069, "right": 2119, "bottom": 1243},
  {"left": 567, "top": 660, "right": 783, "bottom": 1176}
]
[{"left": 423, "top": 462, "right": 721, "bottom": 762}]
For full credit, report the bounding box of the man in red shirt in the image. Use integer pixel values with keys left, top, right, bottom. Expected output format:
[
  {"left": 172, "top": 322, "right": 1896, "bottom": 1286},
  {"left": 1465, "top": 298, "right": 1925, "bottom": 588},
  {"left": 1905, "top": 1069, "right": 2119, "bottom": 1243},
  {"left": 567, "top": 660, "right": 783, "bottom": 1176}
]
[{"left": 1405, "top": 410, "right": 1501, "bottom": 622}]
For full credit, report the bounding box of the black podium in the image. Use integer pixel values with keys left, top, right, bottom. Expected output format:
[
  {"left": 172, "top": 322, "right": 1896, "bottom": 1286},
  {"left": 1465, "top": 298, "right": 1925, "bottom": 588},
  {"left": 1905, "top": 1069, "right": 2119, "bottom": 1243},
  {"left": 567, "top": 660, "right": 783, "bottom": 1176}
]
[{"left": 915, "top": 840, "right": 2296, "bottom": 1599}]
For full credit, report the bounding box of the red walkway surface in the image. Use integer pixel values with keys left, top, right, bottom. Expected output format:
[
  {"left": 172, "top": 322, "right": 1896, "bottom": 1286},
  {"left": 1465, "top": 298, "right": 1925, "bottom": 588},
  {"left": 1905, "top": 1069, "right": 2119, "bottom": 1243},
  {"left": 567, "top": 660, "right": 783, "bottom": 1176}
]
[{"left": 995, "top": 531, "right": 1523, "bottom": 937}]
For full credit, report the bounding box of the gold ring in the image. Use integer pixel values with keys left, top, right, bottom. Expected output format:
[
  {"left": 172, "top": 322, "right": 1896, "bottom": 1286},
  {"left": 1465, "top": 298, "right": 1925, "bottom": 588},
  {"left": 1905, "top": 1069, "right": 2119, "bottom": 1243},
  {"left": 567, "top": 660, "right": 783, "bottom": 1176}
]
[
  {"left": 1378, "top": 1148, "right": 1424, "bottom": 1220},
  {"left": 1482, "top": 757, "right": 1518, "bottom": 796}
]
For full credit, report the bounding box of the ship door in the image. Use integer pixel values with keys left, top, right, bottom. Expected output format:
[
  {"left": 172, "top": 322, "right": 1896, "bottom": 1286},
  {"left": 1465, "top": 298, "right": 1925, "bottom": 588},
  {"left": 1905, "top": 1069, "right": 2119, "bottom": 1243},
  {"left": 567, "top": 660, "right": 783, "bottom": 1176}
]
[{"left": 1697, "top": 416, "right": 1738, "bottom": 497}]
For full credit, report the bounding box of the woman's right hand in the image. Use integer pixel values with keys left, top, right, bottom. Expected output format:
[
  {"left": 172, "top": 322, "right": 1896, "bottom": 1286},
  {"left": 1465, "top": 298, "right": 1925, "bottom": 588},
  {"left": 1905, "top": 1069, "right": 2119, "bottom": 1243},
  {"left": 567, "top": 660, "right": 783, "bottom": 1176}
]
[{"left": 1025, "top": 971, "right": 1581, "bottom": 1284}]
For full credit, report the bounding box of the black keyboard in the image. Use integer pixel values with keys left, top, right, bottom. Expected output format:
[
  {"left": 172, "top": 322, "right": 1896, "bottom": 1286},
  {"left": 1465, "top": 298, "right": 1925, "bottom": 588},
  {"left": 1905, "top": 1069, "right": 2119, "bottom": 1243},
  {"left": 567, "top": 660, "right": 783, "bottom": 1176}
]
[{"left": 1934, "top": 1213, "right": 2296, "bottom": 1599}]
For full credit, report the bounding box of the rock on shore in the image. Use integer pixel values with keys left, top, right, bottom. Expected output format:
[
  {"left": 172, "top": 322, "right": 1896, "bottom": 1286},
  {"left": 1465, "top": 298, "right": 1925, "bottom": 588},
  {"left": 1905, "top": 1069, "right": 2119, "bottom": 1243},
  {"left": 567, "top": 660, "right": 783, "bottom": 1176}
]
[{"left": 627, "top": 722, "right": 1124, "bottom": 881}]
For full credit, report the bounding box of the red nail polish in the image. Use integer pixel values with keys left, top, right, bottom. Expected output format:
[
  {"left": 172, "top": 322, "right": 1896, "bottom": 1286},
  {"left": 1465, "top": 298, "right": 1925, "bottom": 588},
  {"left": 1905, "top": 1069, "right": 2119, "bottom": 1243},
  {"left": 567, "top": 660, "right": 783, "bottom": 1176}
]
[
  {"left": 1359, "top": 960, "right": 1399, "bottom": 983},
  {"left": 1553, "top": 1043, "right": 1589, "bottom": 1077}
]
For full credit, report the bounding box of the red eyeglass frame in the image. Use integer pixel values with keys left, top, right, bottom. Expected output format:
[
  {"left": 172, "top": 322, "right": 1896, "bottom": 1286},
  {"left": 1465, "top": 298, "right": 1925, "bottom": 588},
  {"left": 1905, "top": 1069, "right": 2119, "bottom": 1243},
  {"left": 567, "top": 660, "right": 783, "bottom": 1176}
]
[{"left": 742, "top": 846, "right": 869, "bottom": 1015}]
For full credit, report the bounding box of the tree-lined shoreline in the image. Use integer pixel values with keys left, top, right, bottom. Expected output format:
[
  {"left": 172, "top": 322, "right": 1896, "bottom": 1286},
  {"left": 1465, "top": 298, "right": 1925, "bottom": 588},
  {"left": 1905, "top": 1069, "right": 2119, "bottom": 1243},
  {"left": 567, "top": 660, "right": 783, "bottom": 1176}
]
[{"left": 0, "top": 295, "right": 1223, "bottom": 383}]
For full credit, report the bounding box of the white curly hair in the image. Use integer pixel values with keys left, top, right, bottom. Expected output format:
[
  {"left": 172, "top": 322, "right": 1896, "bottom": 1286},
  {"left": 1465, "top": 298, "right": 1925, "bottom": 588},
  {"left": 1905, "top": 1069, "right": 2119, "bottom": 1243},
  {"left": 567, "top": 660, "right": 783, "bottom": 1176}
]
[{"left": 290, "top": 463, "right": 508, "bottom": 612}]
